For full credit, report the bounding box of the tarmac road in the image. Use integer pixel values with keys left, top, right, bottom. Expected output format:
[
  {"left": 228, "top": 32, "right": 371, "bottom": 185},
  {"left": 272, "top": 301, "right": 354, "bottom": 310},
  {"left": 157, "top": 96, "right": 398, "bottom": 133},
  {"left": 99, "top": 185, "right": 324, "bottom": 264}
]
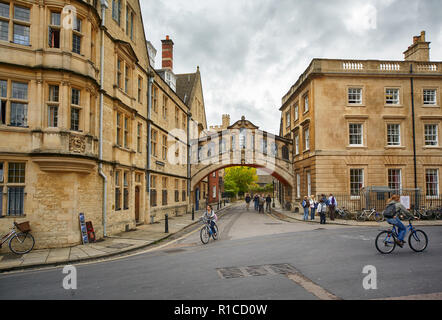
[{"left": 0, "top": 204, "right": 441, "bottom": 300}]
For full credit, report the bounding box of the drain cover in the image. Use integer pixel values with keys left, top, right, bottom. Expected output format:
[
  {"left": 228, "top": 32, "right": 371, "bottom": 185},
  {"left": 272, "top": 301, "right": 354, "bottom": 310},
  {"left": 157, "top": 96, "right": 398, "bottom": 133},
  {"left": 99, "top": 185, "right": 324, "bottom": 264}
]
[{"left": 217, "top": 263, "right": 298, "bottom": 279}]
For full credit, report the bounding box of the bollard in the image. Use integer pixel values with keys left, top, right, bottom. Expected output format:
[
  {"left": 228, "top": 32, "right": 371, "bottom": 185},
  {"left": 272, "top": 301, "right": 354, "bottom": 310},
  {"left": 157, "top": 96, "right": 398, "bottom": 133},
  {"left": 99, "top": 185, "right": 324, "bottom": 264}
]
[
  {"left": 217, "top": 201, "right": 220, "bottom": 210},
  {"left": 192, "top": 206, "right": 195, "bottom": 221},
  {"left": 165, "top": 214, "right": 169, "bottom": 233}
]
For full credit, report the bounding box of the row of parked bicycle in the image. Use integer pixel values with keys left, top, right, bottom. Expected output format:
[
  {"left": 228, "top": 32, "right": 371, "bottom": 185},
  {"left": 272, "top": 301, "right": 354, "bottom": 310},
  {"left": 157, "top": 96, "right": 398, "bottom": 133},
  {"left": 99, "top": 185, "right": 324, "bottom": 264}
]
[{"left": 334, "top": 206, "right": 442, "bottom": 222}]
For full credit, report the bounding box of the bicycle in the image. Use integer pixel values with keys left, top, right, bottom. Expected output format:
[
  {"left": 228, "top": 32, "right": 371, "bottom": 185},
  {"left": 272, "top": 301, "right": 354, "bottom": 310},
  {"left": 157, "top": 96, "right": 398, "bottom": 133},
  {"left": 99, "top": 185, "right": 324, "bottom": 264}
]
[
  {"left": 200, "top": 217, "right": 219, "bottom": 245},
  {"left": 0, "top": 221, "right": 35, "bottom": 255},
  {"left": 356, "top": 208, "right": 384, "bottom": 222},
  {"left": 335, "top": 207, "right": 350, "bottom": 220},
  {"left": 375, "top": 218, "right": 428, "bottom": 254}
]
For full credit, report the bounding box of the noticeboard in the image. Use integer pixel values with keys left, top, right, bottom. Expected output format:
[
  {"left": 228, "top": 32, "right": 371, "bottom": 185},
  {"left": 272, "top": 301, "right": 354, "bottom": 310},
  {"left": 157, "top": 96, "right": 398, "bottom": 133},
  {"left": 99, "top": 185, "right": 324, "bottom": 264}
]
[
  {"left": 400, "top": 196, "right": 411, "bottom": 210},
  {"left": 79, "top": 213, "right": 89, "bottom": 244}
]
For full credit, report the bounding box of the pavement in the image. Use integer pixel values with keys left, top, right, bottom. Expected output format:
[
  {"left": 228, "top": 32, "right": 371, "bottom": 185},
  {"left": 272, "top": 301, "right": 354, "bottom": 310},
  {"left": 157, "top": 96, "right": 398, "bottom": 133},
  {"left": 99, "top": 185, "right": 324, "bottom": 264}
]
[
  {"left": 0, "top": 202, "right": 235, "bottom": 273},
  {"left": 271, "top": 203, "right": 442, "bottom": 227}
]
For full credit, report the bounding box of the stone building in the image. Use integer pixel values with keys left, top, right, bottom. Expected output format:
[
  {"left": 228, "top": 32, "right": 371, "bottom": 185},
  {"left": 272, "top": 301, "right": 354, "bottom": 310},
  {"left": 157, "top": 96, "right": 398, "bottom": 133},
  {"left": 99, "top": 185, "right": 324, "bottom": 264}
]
[
  {"left": 279, "top": 31, "right": 442, "bottom": 205},
  {"left": 0, "top": 0, "right": 207, "bottom": 250},
  {"left": 176, "top": 67, "right": 208, "bottom": 210}
]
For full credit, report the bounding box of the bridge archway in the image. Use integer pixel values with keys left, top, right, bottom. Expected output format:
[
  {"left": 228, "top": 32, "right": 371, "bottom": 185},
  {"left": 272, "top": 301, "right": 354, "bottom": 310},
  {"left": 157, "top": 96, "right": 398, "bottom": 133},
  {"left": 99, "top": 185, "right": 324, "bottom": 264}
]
[{"left": 190, "top": 116, "right": 295, "bottom": 206}]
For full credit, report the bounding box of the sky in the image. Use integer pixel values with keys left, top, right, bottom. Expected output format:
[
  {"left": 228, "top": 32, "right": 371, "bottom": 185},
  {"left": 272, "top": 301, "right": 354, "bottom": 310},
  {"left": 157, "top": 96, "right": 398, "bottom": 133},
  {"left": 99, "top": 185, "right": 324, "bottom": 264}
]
[{"left": 140, "top": 0, "right": 442, "bottom": 135}]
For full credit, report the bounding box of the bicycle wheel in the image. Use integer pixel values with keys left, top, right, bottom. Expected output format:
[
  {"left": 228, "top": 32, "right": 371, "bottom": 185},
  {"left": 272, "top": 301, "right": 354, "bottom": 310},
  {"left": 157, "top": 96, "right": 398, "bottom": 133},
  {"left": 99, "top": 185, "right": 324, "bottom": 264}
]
[
  {"left": 200, "top": 226, "right": 210, "bottom": 245},
  {"left": 408, "top": 230, "right": 428, "bottom": 252},
  {"left": 212, "top": 223, "right": 219, "bottom": 240},
  {"left": 356, "top": 212, "right": 366, "bottom": 221},
  {"left": 9, "top": 232, "right": 35, "bottom": 255},
  {"left": 375, "top": 231, "right": 396, "bottom": 254}
]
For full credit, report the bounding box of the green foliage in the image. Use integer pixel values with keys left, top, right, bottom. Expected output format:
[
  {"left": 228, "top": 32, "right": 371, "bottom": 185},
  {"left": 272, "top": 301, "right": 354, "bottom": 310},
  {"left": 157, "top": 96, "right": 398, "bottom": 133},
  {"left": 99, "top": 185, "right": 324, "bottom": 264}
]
[
  {"left": 224, "top": 167, "right": 258, "bottom": 196},
  {"left": 249, "top": 183, "right": 274, "bottom": 194}
]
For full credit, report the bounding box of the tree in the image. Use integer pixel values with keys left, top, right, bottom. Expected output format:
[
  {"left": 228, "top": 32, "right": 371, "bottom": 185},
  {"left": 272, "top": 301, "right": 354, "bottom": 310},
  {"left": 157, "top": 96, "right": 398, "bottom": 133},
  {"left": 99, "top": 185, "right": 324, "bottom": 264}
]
[{"left": 224, "top": 167, "right": 258, "bottom": 196}]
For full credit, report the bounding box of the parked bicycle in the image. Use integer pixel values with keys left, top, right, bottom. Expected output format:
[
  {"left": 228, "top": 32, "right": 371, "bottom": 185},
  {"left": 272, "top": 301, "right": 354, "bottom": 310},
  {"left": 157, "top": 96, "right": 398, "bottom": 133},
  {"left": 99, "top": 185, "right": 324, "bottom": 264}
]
[
  {"left": 0, "top": 221, "right": 35, "bottom": 255},
  {"left": 375, "top": 218, "right": 428, "bottom": 254},
  {"left": 335, "top": 207, "right": 351, "bottom": 220},
  {"left": 356, "top": 208, "right": 384, "bottom": 222},
  {"left": 200, "top": 216, "right": 218, "bottom": 245}
]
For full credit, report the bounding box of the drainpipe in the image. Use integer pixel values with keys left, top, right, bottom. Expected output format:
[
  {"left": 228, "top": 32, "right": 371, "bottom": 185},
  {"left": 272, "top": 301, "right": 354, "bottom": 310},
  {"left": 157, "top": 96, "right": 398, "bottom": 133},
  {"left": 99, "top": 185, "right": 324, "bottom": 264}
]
[
  {"left": 147, "top": 74, "right": 153, "bottom": 194},
  {"left": 410, "top": 63, "right": 419, "bottom": 206},
  {"left": 187, "top": 112, "right": 191, "bottom": 199},
  {"left": 99, "top": 0, "right": 109, "bottom": 237}
]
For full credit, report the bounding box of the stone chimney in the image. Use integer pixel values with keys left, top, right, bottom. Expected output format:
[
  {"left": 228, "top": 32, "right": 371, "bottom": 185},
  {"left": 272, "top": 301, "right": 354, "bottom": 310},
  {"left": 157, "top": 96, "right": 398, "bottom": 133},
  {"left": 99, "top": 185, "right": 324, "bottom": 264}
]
[
  {"left": 222, "top": 114, "right": 230, "bottom": 129},
  {"left": 404, "top": 31, "right": 430, "bottom": 62},
  {"left": 161, "top": 35, "right": 174, "bottom": 70}
]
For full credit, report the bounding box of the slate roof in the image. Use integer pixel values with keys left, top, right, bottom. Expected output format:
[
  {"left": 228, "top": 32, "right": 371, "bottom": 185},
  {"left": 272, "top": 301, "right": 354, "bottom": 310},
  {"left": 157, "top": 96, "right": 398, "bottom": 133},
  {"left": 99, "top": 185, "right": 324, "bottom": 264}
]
[{"left": 176, "top": 73, "right": 197, "bottom": 106}]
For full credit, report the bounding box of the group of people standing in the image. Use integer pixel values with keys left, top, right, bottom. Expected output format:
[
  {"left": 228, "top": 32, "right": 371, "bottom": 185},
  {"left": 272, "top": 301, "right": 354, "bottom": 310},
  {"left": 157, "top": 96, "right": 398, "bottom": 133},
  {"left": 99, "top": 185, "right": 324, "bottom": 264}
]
[
  {"left": 245, "top": 194, "right": 272, "bottom": 213},
  {"left": 301, "top": 194, "right": 337, "bottom": 224}
]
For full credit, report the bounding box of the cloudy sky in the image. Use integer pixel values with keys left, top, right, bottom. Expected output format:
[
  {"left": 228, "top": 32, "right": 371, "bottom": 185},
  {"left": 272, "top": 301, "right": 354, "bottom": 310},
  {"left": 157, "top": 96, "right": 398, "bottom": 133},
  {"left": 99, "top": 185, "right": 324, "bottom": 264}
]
[{"left": 140, "top": 0, "right": 442, "bottom": 135}]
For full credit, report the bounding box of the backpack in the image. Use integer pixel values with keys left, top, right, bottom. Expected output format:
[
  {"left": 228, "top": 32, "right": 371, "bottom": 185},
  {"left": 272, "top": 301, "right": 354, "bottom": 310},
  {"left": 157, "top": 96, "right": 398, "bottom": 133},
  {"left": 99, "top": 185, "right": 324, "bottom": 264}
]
[{"left": 384, "top": 202, "right": 397, "bottom": 218}]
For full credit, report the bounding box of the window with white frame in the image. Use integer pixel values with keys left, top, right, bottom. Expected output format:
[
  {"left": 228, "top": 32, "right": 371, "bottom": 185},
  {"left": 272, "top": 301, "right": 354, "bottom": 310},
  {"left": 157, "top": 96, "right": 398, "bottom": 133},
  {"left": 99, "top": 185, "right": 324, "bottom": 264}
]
[
  {"left": 1, "top": 162, "right": 26, "bottom": 216},
  {"left": 294, "top": 103, "right": 299, "bottom": 121},
  {"left": 304, "top": 127, "right": 310, "bottom": 150},
  {"left": 306, "top": 171, "right": 311, "bottom": 197},
  {"left": 48, "top": 85, "right": 59, "bottom": 127},
  {"left": 212, "top": 185, "right": 216, "bottom": 198},
  {"left": 286, "top": 111, "right": 290, "bottom": 127},
  {"left": 425, "top": 169, "right": 439, "bottom": 197},
  {"left": 295, "top": 134, "right": 299, "bottom": 155},
  {"left": 385, "top": 88, "right": 400, "bottom": 105},
  {"left": 296, "top": 173, "right": 300, "bottom": 198},
  {"left": 387, "top": 124, "right": 401, "bottom": 146},
  {"left": 350, "top": 169, "right": 364, "bottom": 196},
  {"left": 48, "top": 11, "right": 61, "bottom": 48},
  {"left": 70, "top": 88, "right": 81, "bottom": 131},
  {"left": 112, "top": 0, "right": 121, "bottom": 25},
  {"left": 424, "top": 124, "right": 438, "bottom": 146},
  {"left": 349, "top": 123, "right": 363, "bottom": 146},
  {"left": 303, "top": 94, "right": 309, "bottom": 113},
  {"left": 423, "top": 89, "right": 437, "bottom": 105},
  {"left": 72, "top": 16, "right": 82, "bottom": 54},
  {"left": 388, "top": 169, "right": 402, "bottom": 191},
  {"left": 348, "top": 88, "right": 362, "bottom": 104}
]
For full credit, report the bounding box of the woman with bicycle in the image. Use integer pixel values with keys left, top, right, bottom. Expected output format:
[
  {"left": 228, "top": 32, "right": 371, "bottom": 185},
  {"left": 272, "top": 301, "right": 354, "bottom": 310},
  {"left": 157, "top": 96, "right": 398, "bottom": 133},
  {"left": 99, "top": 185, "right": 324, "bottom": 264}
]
[
  {"left": 202, "top": 205, "right": 218, "bottom": 236},
  {"left": 384, "top": 195, "right": 413, "bottom": 247}
]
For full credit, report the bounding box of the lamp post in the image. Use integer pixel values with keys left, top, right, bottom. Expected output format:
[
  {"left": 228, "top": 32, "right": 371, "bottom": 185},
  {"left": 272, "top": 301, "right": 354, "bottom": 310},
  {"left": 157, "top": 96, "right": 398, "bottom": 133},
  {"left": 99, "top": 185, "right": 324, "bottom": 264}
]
[{"left": 272, "top": 178, "right": 276, "bottom": 208}]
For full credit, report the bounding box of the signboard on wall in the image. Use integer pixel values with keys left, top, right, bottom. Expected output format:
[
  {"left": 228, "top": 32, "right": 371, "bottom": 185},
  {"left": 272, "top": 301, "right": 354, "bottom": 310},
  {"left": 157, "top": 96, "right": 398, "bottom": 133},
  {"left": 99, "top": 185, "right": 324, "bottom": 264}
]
[
  {"left": 400, "top": 196, "right": 411, "bottom": 210},
  {"left": 79, "top": 213, "right": 89, "bottom": 244}
]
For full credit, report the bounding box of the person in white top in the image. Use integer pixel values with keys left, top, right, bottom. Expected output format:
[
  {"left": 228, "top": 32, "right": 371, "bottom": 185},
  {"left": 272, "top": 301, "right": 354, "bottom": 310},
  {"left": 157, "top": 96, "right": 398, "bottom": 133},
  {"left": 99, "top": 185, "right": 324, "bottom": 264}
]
[
  {"left": 328, "top": 194, "right": 337, "bottom": 221},
  {"left": 309, "top": 195, "right": 317, "bottom": 220}
]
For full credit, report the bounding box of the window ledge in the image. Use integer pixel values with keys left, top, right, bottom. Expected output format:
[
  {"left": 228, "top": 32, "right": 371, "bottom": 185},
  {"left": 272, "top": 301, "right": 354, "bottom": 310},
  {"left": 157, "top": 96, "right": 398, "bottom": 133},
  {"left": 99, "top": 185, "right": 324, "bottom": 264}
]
[
  {"left": 385, "top": 145, "right": 406, "bottom": 149},
  {"left": 422, "top": 105, "right": 439, "bottom": 108},
  {"left": 346, "top": 145, "right": 367, "bottom": 150},
  {"left": 0, "top": 215, "right": 27, "bottom": 219},
  {"left": 384, "top": 104, "right": 404, "bottom": 108},
  {"left": 347, "top": 104, "right": 366, "bottom": 107},
  {"left": 423, "top": 146, "right": 442, "bottom": 150}
]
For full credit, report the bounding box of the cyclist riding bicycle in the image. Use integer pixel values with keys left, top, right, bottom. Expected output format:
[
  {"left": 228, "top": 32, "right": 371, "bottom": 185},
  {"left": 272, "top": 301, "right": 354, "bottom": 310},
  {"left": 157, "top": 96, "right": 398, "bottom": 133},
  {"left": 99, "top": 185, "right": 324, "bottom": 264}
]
[
  {"left": 202, "top": 205, "right": 217, "bottom": 236},
  {"left": 383, "top": 194, "right": 414, "bottom": 247}
]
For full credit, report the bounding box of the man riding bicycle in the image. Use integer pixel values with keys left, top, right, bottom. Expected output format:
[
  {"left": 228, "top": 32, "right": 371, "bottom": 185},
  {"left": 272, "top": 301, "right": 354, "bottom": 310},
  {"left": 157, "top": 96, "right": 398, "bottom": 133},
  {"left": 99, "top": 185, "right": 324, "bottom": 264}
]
[
  {"left": 202, "top": 205, "right": 217, "bottom": 236},
  {"left": 383, "top": 194, "right": 414, "bottom": 247}
]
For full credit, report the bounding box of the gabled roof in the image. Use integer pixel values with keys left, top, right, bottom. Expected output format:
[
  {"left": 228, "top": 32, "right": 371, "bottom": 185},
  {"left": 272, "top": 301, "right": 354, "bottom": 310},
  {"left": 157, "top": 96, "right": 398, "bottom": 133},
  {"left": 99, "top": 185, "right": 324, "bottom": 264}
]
[
  {"left": 228, "top": 116, "right": 259, "bottom": 130},
  {"left": 176, "top": 72, "right": 197, "bottom": 105}
]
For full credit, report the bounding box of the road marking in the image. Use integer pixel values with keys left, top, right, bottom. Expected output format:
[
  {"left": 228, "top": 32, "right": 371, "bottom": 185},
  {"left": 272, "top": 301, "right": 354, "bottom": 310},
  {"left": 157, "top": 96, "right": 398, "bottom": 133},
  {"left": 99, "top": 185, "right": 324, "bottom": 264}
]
[{"left": 286, "top": 273, "right": 342, "bottom": 300}]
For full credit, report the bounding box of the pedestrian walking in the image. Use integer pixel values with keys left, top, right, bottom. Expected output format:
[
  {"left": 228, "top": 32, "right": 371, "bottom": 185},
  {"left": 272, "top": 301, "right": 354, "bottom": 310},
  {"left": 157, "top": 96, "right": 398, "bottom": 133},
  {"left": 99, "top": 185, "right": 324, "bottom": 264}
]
[
  {"left": 253, "top": 194, "right": 259, "bottom": 211},
  {"left": 245, "top": 194, "right": 251, "bottom": 211},
  {"left": 301, "top": 196, "right": 309, "bottom": 220},
  {"left": 265, "top": 194, "right": 272, "bottom": 213},
  {"left": 309, "top": 195, "right": 317, "bottom": 220},
  {"left": 328, "top": 194, "right": 337, "bottom": 221},
  {"left": 318, "top": 198, "right": 327, "bottom": 224},
  {"left": 258, "top": 194, "right": 265, "bottom": 213}
]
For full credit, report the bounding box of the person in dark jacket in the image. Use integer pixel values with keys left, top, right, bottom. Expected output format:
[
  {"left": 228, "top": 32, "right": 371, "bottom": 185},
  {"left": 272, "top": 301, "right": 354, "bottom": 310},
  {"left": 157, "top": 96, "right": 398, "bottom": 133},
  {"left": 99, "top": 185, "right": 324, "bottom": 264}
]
[
  {"left": 245, "top": 194, "right": 251, "bottom": 211},
  {"left": 265, "top": 194, "right": 272, "bottom": 212},
  {"left": 384, "top": 194, "right": 413, "bottom": 247},
  {"left": 253, "top": 194, "right": 259, "bottom": 211}
]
